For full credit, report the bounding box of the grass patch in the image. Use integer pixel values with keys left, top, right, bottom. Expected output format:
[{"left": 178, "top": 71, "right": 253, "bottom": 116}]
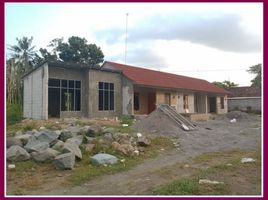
[
  {"left": 22, "top": 122, "right": 39, "bottom": 132},
  {"left": 154, "top": 178, "right": 199, "bottom": 195},
  {"left": 44, "top": 122, "right": 62, "bottom": 130}
]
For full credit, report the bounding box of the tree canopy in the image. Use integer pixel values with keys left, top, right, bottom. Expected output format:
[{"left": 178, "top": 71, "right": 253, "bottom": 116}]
[
  {"left": 212, "top": 80, "right": 238, "bottom": 89},
  {"left": 247, "top": 64, "right": 261, "bottom": 87},
  {"left": 36, "top": 36, "right": 104, "bottom": 66}
]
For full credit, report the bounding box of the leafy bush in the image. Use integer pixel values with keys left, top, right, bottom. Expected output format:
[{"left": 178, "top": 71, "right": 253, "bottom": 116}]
[{"left": 7, "top": 103, "right": 23, "bottom": 126}]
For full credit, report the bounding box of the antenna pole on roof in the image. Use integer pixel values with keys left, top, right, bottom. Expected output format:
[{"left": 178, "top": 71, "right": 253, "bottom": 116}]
[{"left": 125, "top": 13, "right": 129, "bottom": 64}]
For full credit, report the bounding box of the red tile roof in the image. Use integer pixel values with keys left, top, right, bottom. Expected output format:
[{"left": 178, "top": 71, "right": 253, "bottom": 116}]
[
  {"left": 104, "top": 61, "right": 229, "bottom": 94},
  {"left": 227, "top": 87, "right": 261, "bottom": 97}
]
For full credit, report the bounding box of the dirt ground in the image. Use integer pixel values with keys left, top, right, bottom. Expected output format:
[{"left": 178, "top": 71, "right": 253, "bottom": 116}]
[{"left": 6, "top": 114, "right": 262, "bottom": 196}]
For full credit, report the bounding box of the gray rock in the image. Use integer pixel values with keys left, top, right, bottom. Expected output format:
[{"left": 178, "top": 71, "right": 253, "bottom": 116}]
[
  {"left": 54, "top": 130, "right": 62, "bottom": 137},
  {"left": 62, "top": 141, "right": 82, "bottom": 159},
  {"left": 85, "top": 124, "right": 102, "bottom": 137},
  {"left": 90, "top": 153, "right": 118, "bottom": 166},
  {"left": 66, "top": 136, "right": 83, "bottom": 146},
  {"left": 103, "top": 133, "right": 114, "bottom": 144},
  {"left": 25, "top": 130, "right": 38, "bottom": 135},
  {"left": 116, "top": 133, "right": 133, "bottom": 145},
  {"left": 137, "top": 136, "right": 151, "bottom": 146},
  {"left": 81, "top": 125, "right": 90, "bottom": 132},
  {"left": 52, "top": 140, "right": 65, "bottom": 152},
  {"left": 7, "top": 137, "right": 23, "bottom": 148},
  {"left": 103, "top": 127, "right": 115, "bottom": 134},
  {"left": 59, "top": 130, "right": 74, "bottom": 142},
  {"left": 34, "top": 130, "right": 59, "bottom": 146},
  {"left": 66, "top": 126, "right": 83, "bottom": 135},
  {"left": 31, "top": 148, "right": 60, "bottom": 162},
  {"left": 24, "top": 136, "right": 39, "bottom": 151},
  {"left": 117, "top": 144, "right": 135, "bottom": 156},
  {"left": 7, "top": 145, "right": 30, "bottom": 162},
  {"left": 54, "top": 153, "right": 75, "bottom": 170},
  {"left": 14, "top": 133, "right": 32, "bottom": 145},
  {"left": 27, "top": 142, "right": 50, "bottom": 152}
]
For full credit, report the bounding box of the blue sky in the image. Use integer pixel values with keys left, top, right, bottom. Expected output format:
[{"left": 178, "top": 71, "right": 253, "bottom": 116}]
[{"left": 5, "top": 3, "right": 263, "bottom": 86}]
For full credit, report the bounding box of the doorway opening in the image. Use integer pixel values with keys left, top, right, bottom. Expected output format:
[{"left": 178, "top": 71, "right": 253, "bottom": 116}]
[{"left": 209, "top": 97, "right": 216, "bottom": 113}]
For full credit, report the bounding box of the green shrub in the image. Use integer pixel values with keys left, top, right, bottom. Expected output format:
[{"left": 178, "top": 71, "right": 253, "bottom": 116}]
[
  {"left": 6, "top": 103, "right": 23, "bottom": 126},
  {"left": 119, "top": 115, "right": 134, "bottom": 125}
]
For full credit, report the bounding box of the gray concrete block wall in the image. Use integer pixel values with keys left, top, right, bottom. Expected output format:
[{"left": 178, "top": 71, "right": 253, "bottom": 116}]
[
  {"left": 42, "top": 65, "right": 48, "bottom": 119},
  {"left": 228, "top": 97, "right": 261, "bottom": 112},
  {"left": 23, "top": 74, "right": 32, "bottom": 118},
  {"left": 88, "top": 69, "right": 122, "bottom": 118},
  {"left": 23, "top": 64, "right": 48, "bottom": 119},
  {"left": 32, "top": 67, "right": 43, "bottom": 119}
]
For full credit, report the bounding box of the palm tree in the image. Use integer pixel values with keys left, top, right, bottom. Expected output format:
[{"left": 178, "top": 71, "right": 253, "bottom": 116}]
[
  {"left": 8, "top": 36, "right": 36, "bottom": 73},
  {"left": 7, "top": 36, "right": 37, "bottom": 105}
]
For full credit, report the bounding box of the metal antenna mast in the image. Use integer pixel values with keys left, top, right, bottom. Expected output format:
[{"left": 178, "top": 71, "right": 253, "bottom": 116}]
[{"left": 125, "top": 13, "right": 129, "bottom": 64}]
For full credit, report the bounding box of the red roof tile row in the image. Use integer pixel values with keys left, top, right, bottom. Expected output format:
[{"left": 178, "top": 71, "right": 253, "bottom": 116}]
[
  {"left": 104, "top": 61, "right": 229, "bottom": 94},
  {"left": 227, "top": 87, "right": 261, "bottom": 97}
]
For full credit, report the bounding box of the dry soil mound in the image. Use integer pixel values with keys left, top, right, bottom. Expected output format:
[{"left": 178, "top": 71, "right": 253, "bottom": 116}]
[{"left": 132, "top": 109, "right": 183, "bottom": 137}]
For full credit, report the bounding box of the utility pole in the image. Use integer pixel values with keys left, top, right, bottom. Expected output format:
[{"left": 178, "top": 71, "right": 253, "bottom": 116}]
[{"left": 125, "top": 13, "right": 129, "bottom": 64}]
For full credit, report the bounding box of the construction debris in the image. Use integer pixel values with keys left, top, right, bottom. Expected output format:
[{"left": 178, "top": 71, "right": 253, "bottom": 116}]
[
  {"left": 230, "top": 118, "right": 237, "bottom": 123},
  {"left": 241, "top": 157, "right": 256, "bottom": 163},
  {"left": 199, "top": 179, "right": 224, "bottom": 185},
  {"left": 158, "top": 105, "right": 196, "bottom": 131}
]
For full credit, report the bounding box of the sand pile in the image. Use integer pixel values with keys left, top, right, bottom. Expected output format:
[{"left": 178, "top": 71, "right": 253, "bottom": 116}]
[
  {"left": 132, "top": 109, "right": 184, "bottom": 137},
  {"left": 226, "top": 111, "right": 250, "bottom": 120}
]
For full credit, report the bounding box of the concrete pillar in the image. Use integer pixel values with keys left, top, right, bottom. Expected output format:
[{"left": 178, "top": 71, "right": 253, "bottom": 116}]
[{"left": 205, "top": 95, "right": 208, "bottom": 114}]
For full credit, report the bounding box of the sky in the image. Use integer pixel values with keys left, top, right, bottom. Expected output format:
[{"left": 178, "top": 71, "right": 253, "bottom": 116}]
[{"left": 5, "top": 3, "right": 263, "bottom": 86}]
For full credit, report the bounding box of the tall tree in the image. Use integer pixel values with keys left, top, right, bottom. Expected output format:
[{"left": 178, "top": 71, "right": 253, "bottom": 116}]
[
  {"left": 247, "top": 64, "right": 261, "bottom": 87},
  {"left": 7, "top": 36, "right": 37, "bottom": 105},
  {"left": 56, "top": 36, "right": 104, "bottom": 66},
  {"left": 8, "top": 36, "right": 36, "bottom": 73},
  {"left": 212, "top": 80, "right": 238, "bottom": 89}
]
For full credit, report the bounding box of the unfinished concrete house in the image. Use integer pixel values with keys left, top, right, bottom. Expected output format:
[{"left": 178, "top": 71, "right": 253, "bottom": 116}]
[{"left": 23, "top": 61, "right": 229, "bottom": 120}]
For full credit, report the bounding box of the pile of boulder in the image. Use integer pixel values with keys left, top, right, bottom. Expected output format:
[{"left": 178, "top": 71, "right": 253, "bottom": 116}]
[{"left": 6, "top": 124, "right": 151, "bottom": 170}]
